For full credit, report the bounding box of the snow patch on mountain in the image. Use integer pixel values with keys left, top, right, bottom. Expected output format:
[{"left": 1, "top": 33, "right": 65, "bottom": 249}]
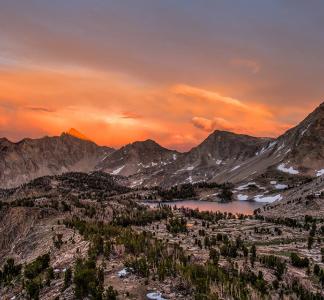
[
  {"left": 111, "top": 165, "right": 124, "bottom": 175},
  {"left": 231, "top": 165, "right": 241, "bottom": 172},
  {"left": 316, "top": 169, "right": 324, "bottom": 177},
  {"left": 254, "top": 194, "right": 282, "bottom": 203},
  {"left": 300, "top": 123, "right": 311, "bottom": 136},
  {"left": 236, "top": 182, "right": 266, "bottom": 191},
  {"left": 274, "top": 184, "right": 288, "bottom": 190},
  {"left": 256, "top": 141, "right": 277, "bottom": 156},
  {"left": 277, "top": 163, "right": 299, "bottom": 175},
  {"left": 236, "top": 182, "right": 256, "bottom": 191},
  {"left": 277, "top": 143, "right": 285, "bottom": 151},
  {"left": 237, "top": 194, "right": 249, "bottom": 201}
]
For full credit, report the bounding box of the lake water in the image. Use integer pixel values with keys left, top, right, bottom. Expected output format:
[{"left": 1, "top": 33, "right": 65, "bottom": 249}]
[{"left": 147, "top": 200, "right": 264, "bottom": 215}]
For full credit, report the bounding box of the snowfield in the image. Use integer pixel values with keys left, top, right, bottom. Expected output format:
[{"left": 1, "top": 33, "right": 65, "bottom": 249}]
[
  {"left": 277, "top": 163, "right": 299, "bottom": 175},
  {"left": 230, "top": 165, "right": 241, "bottom": 172},
  {"left": 316, "top": 169, "right": 324, "bottom": 177},
  {"left": 237, "top": 194, "right": 249, "bottom": 201},
  {"left": 300, "top": 123, "right": 311, "bottom": 136},
  {"left": 111, "top": 165, "right": 125, "bottom": 175},
  {"left": 236, "top": 182, "right": 265, "bottom": 191},
  {"left": 236, "top": 182, "right": 256, "bottom": 191},
  {"left": 274, "top": 184, "right": 288, "bottom": 190},
  {"left": 254, "top": 194, "right": 282, "bottom": 203}
]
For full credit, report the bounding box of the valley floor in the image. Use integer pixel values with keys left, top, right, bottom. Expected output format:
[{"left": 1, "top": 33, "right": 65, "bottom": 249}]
[{"left": 0, "top": 172, "right": 323, "bottom": 299}]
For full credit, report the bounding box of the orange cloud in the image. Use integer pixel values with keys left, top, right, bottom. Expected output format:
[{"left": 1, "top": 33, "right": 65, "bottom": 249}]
[
  {"left": 192, "top": 117, "right": 234, "bottom": 132},
  {"left": 25, "top": 106, "right": 56, "bottom": 113},
  {"left": 172, "top": 84, "right": 246, "bottom": 109},
  {"left": 0, "top": 64, "right": 308, "bottom": 151},
  {"left": 120, "top": 111, "right": 143, "bottom": 119}
]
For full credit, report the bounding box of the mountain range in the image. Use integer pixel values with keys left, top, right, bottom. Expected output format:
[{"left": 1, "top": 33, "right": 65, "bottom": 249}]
[
  {"left": 0, "top": 131, "right": 114, "bottom": 189},
  {"left": 1, "top": 103, "right": 324, "bottom": 191}
]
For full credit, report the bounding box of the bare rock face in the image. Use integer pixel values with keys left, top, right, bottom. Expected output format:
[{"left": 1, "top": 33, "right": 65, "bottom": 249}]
[
  {"left": 0, "top": 206, "right": 57, "bottom": 264},
  {"left": 0, "top": 133, "right": 114, "bottom": 188}
]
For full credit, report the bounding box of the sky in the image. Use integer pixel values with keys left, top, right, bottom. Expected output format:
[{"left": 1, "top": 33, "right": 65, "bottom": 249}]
[{"left": 0, "top": 0, "right": 323, "bottom": 151}]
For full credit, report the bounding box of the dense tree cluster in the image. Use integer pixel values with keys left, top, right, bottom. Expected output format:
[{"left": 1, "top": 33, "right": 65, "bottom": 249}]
[
  {"left": 180, "top": 207, "right": 238, "bottom": 222},
  {"left": 290, "top": 253, "right": 309, "bottom": 268},
  {"left": 73, "top": 258, "right": 104, "bottom": 299},
  {"left": 23, "top": 253, "right": 51, "bottom": 299},
  {"left": 166, "top": 217, "right": 188, "bottom": 234},
  {"left": 255, "top": 215, "right": 304, "bottom": 228},
  {"left": 64, "top": 217, "right": 122, "bottom": 240},
  {"left": 218, "top": 185, "right": 233, "bottom": 202},
  {"left": 313, "top": 265, "right": 324, "bottom": 287},
  {"left": 157, "top": 182, "right": 235, "bottom": 202},
  {"left": 194, "top": 182, "right": 222, "bottom": 189},
  {"left": 63, "top": 267, "right": 72, "bottom": 290},
  {"left": 24, "top": 253, "right": 50, "bottom": 279},
  {"left": 258, "top": 255, "right": 286, "bottom": 280},
  {"left": 157, "top": 183, "right": 197, "bottom": 200},
  {"left": 0, "top": 258, "right": 21, "bottom": 286},
  {"left": 57, "top": 172, "right": 130, "bottom": 200},
  {"left": 291, "top": 279, "right": 324, "bottom": 300}
]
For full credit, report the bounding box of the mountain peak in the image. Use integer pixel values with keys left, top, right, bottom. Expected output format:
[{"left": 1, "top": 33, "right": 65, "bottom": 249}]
[
  {"left": 128, "top": 139, "right": 165, "bottom": 150},
  {"left": 310, "top": 101, "right": 324, "bottom": 115},
  {"left": 315, "top": 101, "right": 324, "bottom": 114},
  {"left": 65, "top": 128, "right": 91, "bottom": 141},
  {"left": 211, "top": 130, "right": 236, "bottom": 136},
  {"left": 136, "top": 139, "right": 159, "bottom": 146}
]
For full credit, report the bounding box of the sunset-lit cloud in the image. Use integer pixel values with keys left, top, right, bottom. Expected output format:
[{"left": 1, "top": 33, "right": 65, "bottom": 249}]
[
  {"left": 172, "top": 84, "right": 246, "bottom": 108},
  {"left": 0, "top": 65, "right": 296, "bottom": 150},
  {"left": 192, "top": 117, "right": 234, "bottom": 132},
  {"left": 25, "top": 106, "right": 56, "bottom": 113},
  {"left": 0, "top": 1, "right": 323, "bottom": 150}
]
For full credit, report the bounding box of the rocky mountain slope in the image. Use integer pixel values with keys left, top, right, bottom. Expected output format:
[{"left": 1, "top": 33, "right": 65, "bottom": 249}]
[
  {"left": 236, "top": 102, "right": 324, "bottom": 178},
  {"left": 143, "top": 131, "right": 271, "bottom": 187},
  {"left": 275, "top": 102, "right": 324, "bottom": 175},
  {"left": 0, "top": 131, "right": 114, "bottom": 189},
  {"left": 114, "top": 102, "right": 324, "bottom": 188},
  {"left": 183, "top": 103, "right": 323, "bottom": 185},
  {"left": 97, "top": 139, "right": 180, "bottom": 184}
]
